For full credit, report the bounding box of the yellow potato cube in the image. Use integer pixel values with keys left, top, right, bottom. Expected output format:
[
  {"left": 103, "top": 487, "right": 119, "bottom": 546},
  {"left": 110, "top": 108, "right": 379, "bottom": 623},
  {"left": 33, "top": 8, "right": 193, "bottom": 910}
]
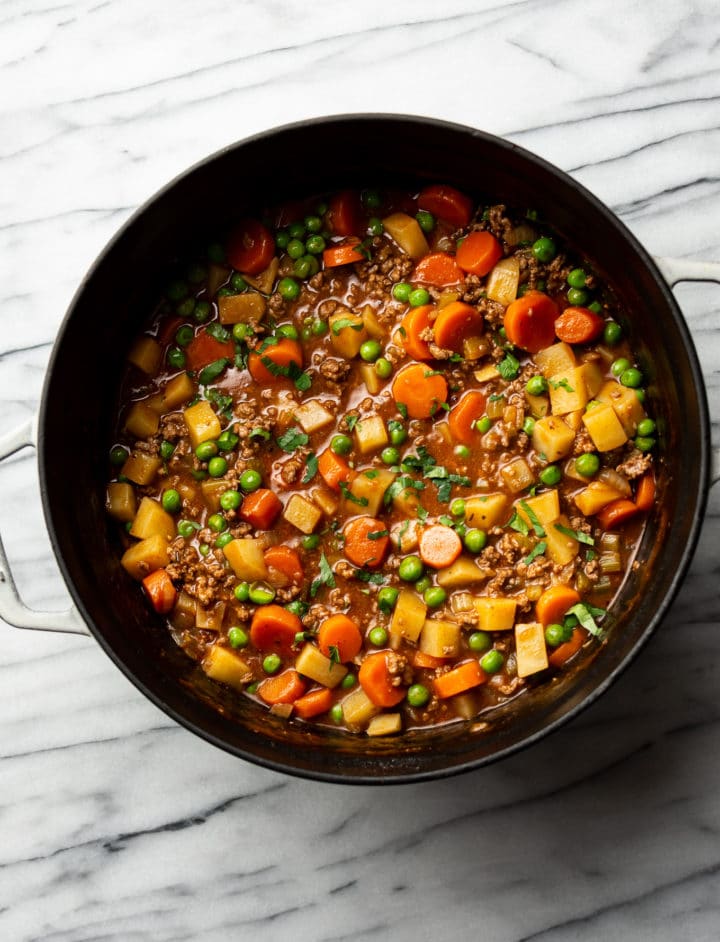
[
  {"left": 582, "top": 403, "right": 628, "bottom": 452},
  {"left": 486, "top": 257, "right": 520, "bottom": 306},
  {"left": 437, "top": 557, "right": 487, "bottom": 588},
  {"left": 223, "top": 538, "right": 268, "bottom": 581},
  {"left": 342, "top": 687, "right": 379, "bottom": 728},
  {"left": 474, "top": 363, "right": 500, "bottom": 383},
  {"left": 184, "top": 400, "right": 221, "bottom": 449},
  {"left": 295, "top": 644, "right": 347, "bottom": 688},
  {"left": 382, "top": 212, "right": 429, "bottom": 258},
  {"left": 419, "top": 619, "right": 461, "bottom": 658},
  {"left": 218, "top": 292, "right": 266, "bottom": 324},
  {"left": 195, "top": 601, "right": 226, "bottom": 631},
  {"left": 329, "top": 310, "right": 367, "bottom": 358},
  {"left": 362, "top": 305, "right": 387, "bottom": 339},
  {"left": 500, "top": 457, "right": 535, "bottom": 494},
  {"left": 548, "top": 368, "right": 588, "bottom": 415},
  {"left": 202, "top": 645, "right": 251, "bottom": 690},
  {"left": 532, "top": 415, "right": 575, "bottom": 462},
  {"left": 120, "top": 534, "right": 170, "bottom": 580},
  {"left": 354, "top": 415, "right": 388, "bottom": 454},
  {"left": 475, "top": 597, "right": 517, "bottom": 631},
  {"left": 294, "top": 399, "right": 334, "bottom": 434},
  {"left": 359, "top": 361, "right": 383, "bottom": 394},
  {"left": 201, "top": 479, "right": 228, "bottom": 512},
  {"left": 125, "top": 401, "right": 160, "bottom": 439},
  {"left": 130, "top": 497, "right": 176, "bottom": 541},
  {"left": 342, "top": 468, "right": 395, "bottom": 517},
  {"left": 517, "top": 490, "right": 560, "bottom": 530},
  {"left": 515, "top": 622, "right": 549, "bottom": 678},
  {"left": 121, "top": 452, "right": 162, "bottom": 486},
  {"left": 389, "top": 589, "right": 427, "bottom": 646},
  {"left": 390, "top": 519, "right": 420, "bottom": 554},
  {"left": 565, "top": 410, "right": 584, "bottom": 431},
  {"left": 464, "top": 494, "right": 509, "bottom": 529},
  {"left": 311, "top": 487, "right": 339, "bottom": 517},
  {"left": 534, "top": 342, "right": 577, "bottom": 378},
  {"left": 106, "top": 482, "right": 137, "bottom": 522},
  {"left": 574, "top": 480, "right": 625, "bottom": 516},
  {"left": 545, "top": 514, "right": 579, "bottom": 565},
  {"left": 525, "top": 391, "right": 550, "bottom": 418},
  {"left": 128, "top": 336, "right": 162, "bottom": 375},
  {"left": 596, "top": 381, "right": 646, "bottom": 436},
  {"left": 367, "top": 713, "right": 402, "bottom": 737},
  {"left": 578, "top": 360, "right": 604, "bottom": 398},
  {"left": 161, "top": 372, "right": 196, "bottom": 411},
  {"left": 283, "top": 493, "right": 322, "bottom": 534},
  {"left": 243, "top": 257, "right": 279, "bottom": 294}
]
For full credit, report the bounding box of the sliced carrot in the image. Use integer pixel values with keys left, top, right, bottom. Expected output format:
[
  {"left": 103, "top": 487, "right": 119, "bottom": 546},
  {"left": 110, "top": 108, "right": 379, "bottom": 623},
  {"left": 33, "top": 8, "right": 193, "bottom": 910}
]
[
  {"left": 227, "top": 219, "right": 275, "bottom": 275},
  {"left": 258, "top": 669, "right": 307, "bottom": 705},
  {"left": 503, "top": 291, "right": 559, "bottom": 353},
  {"left": 554, "top": 306, "right": 604, "bottom": 344},
  {"left": 392, "top": 363, "right": 448, "bottom": 419},
  {"left": 239, "top": 488, "right": 283, "bottom": 529},
  {"left": 323, "top": 239, "right": 365, "bottom": 268},
  {"left": 248, "top": 337, "right": 303, "bottom": 384},
  {"left": 343, "top": 516, "right": 390, "bottom": 570},
  {"left": 142, "top": 569, "right": 177, "bottom": 614},
  {"left": 419, "top": 524, "right": 463, "bottom": 570},
  {"left": 596, "top": 498, "right": 639, "bottom": 529},
  {"left": 358, "top": 651, "right": 405, "bottom": 707},
  {"left": 412, "top": 650, "right": 447, "bottom": 670},
  {"left": 250, "top": 604, "right": 302, "bottom": 654},
  {"left": 293, "top": 686, "right": 334, "bottom": 719},
  {"left": 448, "top": 390, "right": 487, "bottom": 445},
  {"left": 634, "top": 471, "right": 656, "bottom": 512},
  {"left": 318, "top": 449, "right": 355, "bottom": 492},
  {"left": 400, "top": 304, "right": 435, "bottom": 361},
  {"left": 433, "top": 660, "right": 486, "bottom": 699},
  {"left": 413, "top": 252, "right": 464, "bottom": 287},
  {"left": 535, "top": 584, "right": 581, "bottom": 627},
  {"left": 185, "top": 329, "right": 236, "bottom": 371},
  {"left": 317, "top": 614, "right": 363, "bottom": 662},
  {"left": 433, "top": 301, "right": 483, "bottom": 353},
  {"left": 264, "top": 545, "right": 304, "bottom": 585},
  {"left": 548, "top": 627, "right": 587, "bottom": 668},
  {"left": 327, "top": 190, "right": 364, "bottom": 237},
  {"left": 456, "top": 230, "right": 502, "bottom": 276},
  {"left": 418, "top": 184, "right": 473, "bottom": 228}
]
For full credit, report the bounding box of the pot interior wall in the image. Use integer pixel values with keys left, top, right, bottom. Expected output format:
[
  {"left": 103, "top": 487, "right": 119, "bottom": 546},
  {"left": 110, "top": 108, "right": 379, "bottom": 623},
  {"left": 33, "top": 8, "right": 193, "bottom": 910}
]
[{"left": 39, "top": 117, "right": 709, "bottom": 781}]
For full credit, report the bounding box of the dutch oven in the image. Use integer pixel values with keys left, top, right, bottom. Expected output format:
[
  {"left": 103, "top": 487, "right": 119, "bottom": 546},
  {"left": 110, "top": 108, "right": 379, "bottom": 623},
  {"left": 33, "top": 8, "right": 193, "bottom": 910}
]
[{"left": 1, "top": 115, "right": 718, "bottom": 783}]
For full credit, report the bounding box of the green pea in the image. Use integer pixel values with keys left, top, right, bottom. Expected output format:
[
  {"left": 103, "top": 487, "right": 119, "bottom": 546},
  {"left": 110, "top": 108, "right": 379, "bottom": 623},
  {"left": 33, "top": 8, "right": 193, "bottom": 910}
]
[
  {"left": 230, "top": 273, "right": 247, "bottom": 293},
  {"left": 567, "top": 287, "right": 589, "bottom": 306},
  {"left": 392, "top": 282, "right": 412, "bottom": 303},
  {"left": 532, "top": 237, "right": 557, "bottom": 263},
  {"left": 454, "top": 444, "right": 471, "bottom": 459},
  {"left": 232, "top": 322, "right": 251, "bottom": 341},
  {"left": 480, "top": 649, "right": 504, "bottom": 674},
  {"left": 450, "top": 499, "right": 466, "bottom": 518},
  {"left": 360, "top": 339, "right": 382, "bottom": 362},
  {"left": 362, "top": 189, "right": 382, "bottom": 209},
  {"left": 381, "top": 446, "right": 399, "bottom": 465},
  {"left": 368, "top": 217, "right": 384, "bottom": 237},
  {"left": 305, "top": 235, "right": 326, "bottom": 255},
  {"left": 311, "top": 318, "right": 328, "bottom": 337},
  {"left": 178, "top": 520, "right": 196, "bottom": 539},
  {"left": 388, "top": 422, "right": 407, "bottom": 445},
  {"left": 368, "top": 626, "right": 388, "bottom": 647},
  {"left": 217, "top": 430, "right": 239, "bottom": 452},
  {"left": 195, "top": 441, "right": 218, "bottom": 461},
  {"left": 198, "top": 543, "right": 210, "bottom": 556},
  {"left": 278, "top": 278, "right": 300, "bottom": 301},
  {"left": 637, "top": 418, "right": 656, "bottom": 437},
  {"left": 207, "top": 513, "right": 227, "bottom": 533},
  {"left": 245, "top": 682, "right": 259, "bottom": 694},
  {"left": 191, "top": 470, "right": 207, "bottom": 481},
  {"left": 544, "top": 623, "right": 567, "bottom": 647},
  {"left": 523, "top": 417, "right": 536, "bottom": 435},
  {"left": 208, "top": 456, "right": 228, "bottom": 478},
  {"left": 304, "top": 215, "right": 322, "bottom": 233},
  {"left": 287, "top": 601, "right": 308, "bottom": 618},
  {"left": 398, "top": 556, "right": 424, "bottom": 582},
  {"left": 415, "top": 575, "right": 431, "bottom": 594},
  {"left": 234, "top": 582, "right": 250, "bottom": 602},
  {"left": 611, "top": 357, "right": 630, "bottom": 377},
  {"left": 228, "top": 627, "right": 249, "bottom": 649},
  {"left": 215, "top": 532, "right": 234, "bottom": 549},
  {"left": 567, "top": 268, "right": 587, "bottom": 289},
  {"left": 603, "top": 320, "right": 622, "bottom": 345},
  {"left": 635, "top": 436, "right": 656, "bottom": 452},
  {"left": 316, "top": 201, "right": 329, "bottom": 216},
  {"left": 416, "top": 210, "right": 435, "bottom": 233},
  {"left": 207, "top": 243, "right": 225, "bottom": 263},
  {"left": 161, "top": 489, "right": 181, "bottom": 514},
  {"left": 275, "top": 230, "right": 290, "bottom": 250},
  {"left": 377, "top": 587, "right": 399, "bottom": 613},
  {"left": 409, "top": 287, "right": 430, "bottom": 308},
  {"left": 588, "top": 301, "right": 603, "bottom": 315},
  {"left": 175, "top": 324, "right": 194, "bottom": 347},
  {"left": 159, "top": 440, "right": 175, "bottom": 461},
  {"left": 407, "top": 684, "right": 430, "bottom": 708},
  {"left": 463, "top": 529, "right": 487, "bottom": 553},
  {"left": 635, "top": 388, "right": 646, "bottom": 404},
  {"left": 620, "top": 367, "right": 643, "bottom": 388},
  {"left": 424, "top": 587, "right": 447, "bottom": 608},
  {"left": 341, "top": 673, "right": 356, "bottom": 689},
  {"left": 249, "top": 582, "right": 276, "bottom": 605},
  {"left": 110, "top": 445, "right": 128, "bottom": 466},
  {"left": 526, "top": 375, "right": 548, "bottom": 396},
  {"left": 298, "top": 534, "right": 319, "bottom": 553},
  {"left": 287, "top": 221, "right": 305, "bottom": 240},
  {"left": 540, "top": 465, "right": 562, "bottom": 486},
  {"left": 375, "top": 358, "right": 392, "bottom": 379},
  {"left": 575, "top": 453, "right": 600, "bottom": 477},
  {"left": 331, "top": 434, "right": 352, "bottom": 456},
  {"left": 293, "top": 256, "right": 312, "bottom": 279},
  {"left": 476, "top": 416, "right": 492, "bottom": 434},
  {"left": 216, "top": 287, "right": 234, "bottom": 298},
  {"left": 166, "top": 279, "right": 188, "bottom": 301},
  {"left": 167, "top": 347, "right": 186, "bottom": 369},
  {"left": 176, "top": 300, "right": 195, "bottom": 321},
  {"left": 240, "top": 469, "right": 262, "bottom": 492},
  {"left": 263, "top": 654, "right": 281, "bottom": 675},
  {"left": 330, "top": 703, "right": 344, "bottom": 725},
  {"left": 468, "top": 631, "right": 491, "bottom": 653},
  {"left": 287, "top": 238, "right": 305, "bottom": 260}
]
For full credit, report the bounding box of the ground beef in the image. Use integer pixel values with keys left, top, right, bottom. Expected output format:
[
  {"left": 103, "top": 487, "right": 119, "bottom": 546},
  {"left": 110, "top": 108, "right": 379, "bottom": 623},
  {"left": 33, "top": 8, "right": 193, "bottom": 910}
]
[
  {"left": 616, "top": 449, "right": 652, "bottom": 479},
  {"left": 232, "top": 400, "right": 277, "bottom": 459},
  {"left": 319, "top": 358, "right": 352, "bottom": 384},
  {"left": 483, "top": 204, "right": 515, "bottom": 244},
  {"left": 572, "top": 427, "right": 596, "bottom": 456},
  {"left": 544, "top": 254, "right": 572, "bottom": 293},
  {"left": 476, "top": 296, "right": 507, "bottom": 329},
  {"left": 267, "top": 292, "right": 285, "bottom": 314},
  {"left": 278, "top": 449, "right": 310, "bottom": 485},
  {"left": 160, "top": 414, "right": 187, "bottom": 442},
  {"left": 355, "top": 238, "right": 414, "bottom": 298}
]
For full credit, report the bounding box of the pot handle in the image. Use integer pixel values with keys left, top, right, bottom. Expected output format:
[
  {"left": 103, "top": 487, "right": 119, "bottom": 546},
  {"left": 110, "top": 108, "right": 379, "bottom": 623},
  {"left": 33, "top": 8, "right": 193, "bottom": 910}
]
[
  {"left": 0, "top": 418, "right": 89, "bottom": 635},
  {"left": 654, "top": 255, "right": 720, "bottom": 487}
]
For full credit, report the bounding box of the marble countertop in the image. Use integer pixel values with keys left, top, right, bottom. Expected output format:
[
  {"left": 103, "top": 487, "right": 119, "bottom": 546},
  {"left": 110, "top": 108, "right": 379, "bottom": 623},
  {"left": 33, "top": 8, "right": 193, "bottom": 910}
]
[{"left": 2, "top": 1, "right": 719, "bottom": 938}]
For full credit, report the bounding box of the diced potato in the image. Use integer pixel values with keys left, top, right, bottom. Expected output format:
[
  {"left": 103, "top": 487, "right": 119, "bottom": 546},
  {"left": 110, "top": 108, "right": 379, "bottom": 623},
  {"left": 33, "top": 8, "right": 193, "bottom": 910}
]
[
  {"left": 223, "top": 538, "right": 268, "bottom": 581},
  {"left": 106, "top": 482, "right": 136, "bottom": 522},
  {"left": 420, "top": 619, "right": 461, "bottom": 658},
  {"left": 574, "top": 480, "right": 625, "bottom": 516},
  {"left": 452, "top": 691, "right": 482, "bottom": 720},
  {"left": 475, "top": 597, "right": 517, "bottom": 632},
  {"left": 534, "top": 342, "right": 576, "bottom": 378},
  {"left": 359, "top": 361, "right": 383, "bottom": 395},
  {"left": 161, "top": 372, "right": 196, "bottom": 411},
  {"left": 438, "top": 290, "right": 460, "bottom": 310},
  {"left": 354, "top": 415, "right": 388, "bottom": 454},
  {"left": 295, "top": 643, "right": 347, "bottom": 688},
  {"left": 486, "top": 257, "right": 520, "bottom": 306},
  {"left": 515, "top": 622, "right": 549, "bottom": 678},
  {"left": 382, "top": 212, "right": 429, "bottom": 259},
  {"left": 390, "top": 519, "right": 420, "bottom": 553},
  {"left": 342, "top": 686, "right": 379, "bottom": 728},
  {"left": 532, "top": 415, "right": 575, "bottom": 462},
  {"left": 329, "top": 310, "right": 367, "bottom": 358},
  {"left": 437, "top": 556, "right": 488, "bottom": 588},
  {"left": 177, "top": 479, "right": 199, "bottom": 503},
  {"left": 294, "top": 399, "right": 334, "bottom": 434},
  {"left": 121, "top": 451, "right": 162, "bottom": 486},
  {"left": 218, "top": 292, "right": 266, "bottom": 325},
  {"left": 207, "top": 264, "right": 230, "bottom": 295},
  {"left": 474, "top": 363, "right": 500, "bottom": 383},
  {"left": 392, "top": 486, "right": 420, "bottom": 516},
  {"left": 243, "top": 257, "right": 279, "bottom": 294},
  {"left": 312, "top": 487, "right": 339, "bottom": 517},
  {"left": 201, "top": 478, "right": 228, "bottom": 512},
  {"left": 171, "top": 591, "right": 197, "bottom": 630},
  {"left": 121, "top": 534, "right": 170, "bottom": 580},
  {"left": 362, "top": 304, "right": 386, "bottom": 339},
  {"left": 202, "top": 645, "right": 251, "bottom": 690},
  {"left": 184, "top": 400, "right": 221, "bottom": 449},
  {"left": 582, "top": 403, "right": 628, "bottom": 452},
  {"left": 525, "top": 391, "right": 550, "bottom": 418},
  {"left": 565, "top": 410, "right": 584, "bottom": 431},
  {"left": 144, "top": 392, "right": 165, "bottom": 415},
  {"left": 596, "top": 381, "right": 646, "bottom": 436},
  {"left": 544, "top": 514, "right": 579, "bottom": 565},
  {"left": 125, "top": 401, "right": 160, "bottom": 439},
  {"left": 464, "top": 494, "right": 509, "bottom": 530},
  {"left": 517, "top": 490, "right": 560, "bottom": 529},
  {"left": 128, "top": 336, "right": 162, "bottom": 375},
  {"left": 548, "top": 368, "right": 588, "bottom": 415},
  {"left": 283, "top": 493, "right": 322, "bottom": 534},
  {"left": 578, "top": 360, "right": 604, "bottom": 398},
  {"left": 196, "top": 601, "right": 226, "bottom": 631},
  {"left": 500, "top": 457, "right": 534, "bottom": 494},
  {"left": 342, "top": 468, "right": 395, "bottom": 517},
  {"left": 463, "top": 335, "right": 487, "bottom": 360},
  {"left": 389, "top": 589, "right": 427, "bottom": 646},
  {"left": 130, "top": 497, "right": 176, "bottom": 541},
  {"left": 367, "top": 713, "right": 402, "bottom": 736}
]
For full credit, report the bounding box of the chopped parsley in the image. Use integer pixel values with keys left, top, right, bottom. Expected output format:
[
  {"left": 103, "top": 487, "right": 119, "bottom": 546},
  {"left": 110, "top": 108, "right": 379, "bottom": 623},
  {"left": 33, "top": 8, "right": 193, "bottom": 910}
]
[
  {"left": 523, "top": 541, "right": 547, "bottom": 565},
  {"left": 367, "top": 529, "right": 389, "bottom": 541},
  {"left": 346, "top": 414, "right": 359, "bottom": 432},
  {"left": 310, "top": 552, "right": 335, "bottom": 598},
  {"left": 332, "top": 317, "right": 363, "bottom": 336},
  {"left": 259, "top": 355, "right": 312, "bottom": 392},
  {"left": 364, "top": 469, "right": 379, "bottom": 480},
  {"left": 351, "top": 569, "right": 385, "bottom": 585},
  {"left": 249, "top": 427, "right": 271, "bottom": 442},
  {"left": 276, "top": 427, "right": 309, "bottom": 453},
  {"left": 339, "top": 481, "right": 369, "bottom": 507},
  {"left": 550, "top": 378, "right": 574, "bottom": 392},
  {"left": 396, "top": 519, "right": 410, "bottom": 553},
  {"left": 396, "top": 402, "right": 408, "bottom": 419},
  {"left": 302, "top": 453, "right": 319, "bottom": 484},
  {"left": 206, "top": 323, "right": 231, "bottom": 343},
  {"left": 505, "top": 508, "right": 530, "bottom": 537},
  {"left": 498, "top": 351, "right": 520, "bottom": 380},
  {"left": 518, "top": 500, "right": 546, "bottom": 537},
  {"left": 198, "top": 358, "right": 229, "bottom": 385},
  {"left": 328, "top": 645, "right": 340, "bottom": 665},
  {"left": 566, "top": 602, "right": 606, "bottom": 638},
  {"left": 206, "top": 387, "right": 233, "bottom": 421},
  {"left": 554, "top": 523, "right": 595, "bottom": 546}
]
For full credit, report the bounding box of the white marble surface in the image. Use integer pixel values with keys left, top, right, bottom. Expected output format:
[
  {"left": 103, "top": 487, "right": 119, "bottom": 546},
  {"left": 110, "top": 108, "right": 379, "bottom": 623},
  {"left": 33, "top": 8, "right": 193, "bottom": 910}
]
[{"left": 1, "top": 1, "right": 719, "bottom": 938}]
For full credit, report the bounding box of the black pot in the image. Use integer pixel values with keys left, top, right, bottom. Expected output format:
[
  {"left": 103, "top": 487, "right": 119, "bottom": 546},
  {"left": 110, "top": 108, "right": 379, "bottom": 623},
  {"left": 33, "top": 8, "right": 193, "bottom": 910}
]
[{"left": 1, "top": 115, "right": 717, "bottom": 783}]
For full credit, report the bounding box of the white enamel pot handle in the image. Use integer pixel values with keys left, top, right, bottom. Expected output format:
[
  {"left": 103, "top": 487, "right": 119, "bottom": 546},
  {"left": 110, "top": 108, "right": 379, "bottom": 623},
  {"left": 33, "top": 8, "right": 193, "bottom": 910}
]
[{"left": 0, "top": 256, "right": 717, "bottom": 635}]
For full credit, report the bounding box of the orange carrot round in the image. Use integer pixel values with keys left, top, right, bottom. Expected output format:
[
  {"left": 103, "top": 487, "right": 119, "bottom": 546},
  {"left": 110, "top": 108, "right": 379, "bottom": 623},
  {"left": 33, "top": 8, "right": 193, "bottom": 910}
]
[
  {"left": 392, "top": 363, "right": 448, "bottom": 419},
  {"left": 554, "top": 306, "right": 604, "bottom": 344},
  {"left": 456, "top": 230, "right": 502, "bottom": 276},
  {"left": 419, "top": 524, "right": 462, "bottom": 569},
  {"left": 250, "top": 604, "right": 302, "bottom": 654},
  {"left": 358, "top": 652, "right": 405, "bottom": 706},
  {"left": 142, "top": 569, "right": 177, "bottom": 614},
  {"left": 417, "top": 184, "right": 473, "bottom": 228},
  {"left": 432, "top": 301, "right": 483, "bottom": 352},
  {"left": 343, "top": 516, "right": 389, "bottom": 570},
  {"left": 227, "top": 219, "right": 275, "bottom": 275},
  {"left": 185, "top": 329, "right": 236, "bottom": 371},
  {"left": 264, "top": 545, "right": 304, "bottom": 585},
  {"left": 400, "top": 305, "right": 435, "bottom": 361},
  {"left": 413, "top": 252, "right": 464, "bottom": 286},
  {"left": 323, "top": 239, "right": 365, "bottom": 268},
  {"left": 535, "top": 584, "right": 581, "bottom": 627},
  {"left": 596, "top": 498, "right": 639, "bottom": 529},
  {"left": 258, "top": 669, "right": 307, "bottom": 705},
  {"left": 318, "top": 449, "right": 355, "bottom": 492},
  {"left": 634, "top": 471, "right": 656, "bottom": 512},
  {"left": 317, "top": 614, "right": 363, "bottom": 662},
  {"left": 293, "top": 687, "right": 334, "bottom": 719},
  {"left": 548, "top": 627, "right": 586, "bottom": 668},
  {"left": 503, "top": 291, "right": 559, "bottom": 353},
  {"left": 248, "top": 337, "right": 303, "bottom": 384},
  {"left": 412, "top": 650, "right": 448, "bottom": 670},
  {"left": 448, "top": 390, "right": 487, "bottom": 444},
  {"left": 433, "top": 660, "right": 486, "bottom": 699},
  {"left": 239, "top": 488, "right": 283, "bottom": 529}
]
